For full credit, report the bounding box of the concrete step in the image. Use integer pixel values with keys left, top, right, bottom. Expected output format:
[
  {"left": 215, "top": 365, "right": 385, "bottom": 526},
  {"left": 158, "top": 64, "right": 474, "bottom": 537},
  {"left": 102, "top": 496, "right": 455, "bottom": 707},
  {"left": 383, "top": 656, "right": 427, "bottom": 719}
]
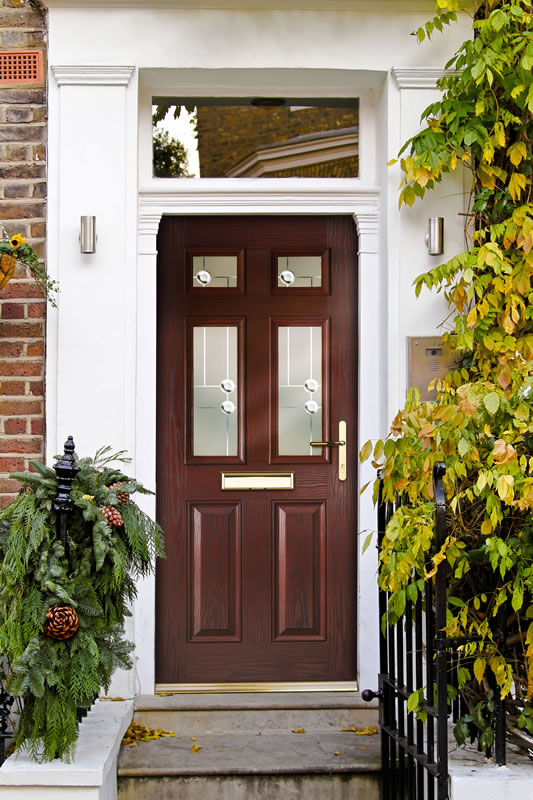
[
  {"left": 117, "top": 692, "right": 381, "bottom": 799},
  {"left": 118, "top": 729, "right": 380, "bottom": 799},
  {"left": 133, "top": 691, "right": 379, "bottom": 734}
]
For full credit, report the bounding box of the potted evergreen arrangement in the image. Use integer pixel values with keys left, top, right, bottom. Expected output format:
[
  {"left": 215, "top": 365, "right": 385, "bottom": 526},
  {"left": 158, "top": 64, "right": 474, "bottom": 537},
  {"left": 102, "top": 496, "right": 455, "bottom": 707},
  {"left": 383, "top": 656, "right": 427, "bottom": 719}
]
[{"left": 0, "top": 439, "right": 164, "bottom": 761}]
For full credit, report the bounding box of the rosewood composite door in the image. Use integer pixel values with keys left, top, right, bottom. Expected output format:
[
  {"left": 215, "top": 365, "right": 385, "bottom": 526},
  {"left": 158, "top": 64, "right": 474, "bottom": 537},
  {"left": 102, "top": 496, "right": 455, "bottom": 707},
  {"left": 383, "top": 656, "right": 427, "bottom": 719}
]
[{"left": 156, "top": 216, "right": 358, "bottom": 686}]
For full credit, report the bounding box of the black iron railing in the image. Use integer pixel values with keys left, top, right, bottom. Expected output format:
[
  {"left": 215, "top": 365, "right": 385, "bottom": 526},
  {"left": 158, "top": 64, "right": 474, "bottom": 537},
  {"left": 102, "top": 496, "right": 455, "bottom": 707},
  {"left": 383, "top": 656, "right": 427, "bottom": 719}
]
[{"left": 364, "top": 462, "right": 507, "bottom": 800}]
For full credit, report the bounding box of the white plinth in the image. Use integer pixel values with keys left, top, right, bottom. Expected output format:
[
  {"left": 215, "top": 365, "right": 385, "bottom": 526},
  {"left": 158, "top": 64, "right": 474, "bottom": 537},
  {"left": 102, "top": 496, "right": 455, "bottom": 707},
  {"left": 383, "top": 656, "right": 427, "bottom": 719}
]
[{"left": 0, "top": 699, "right": 133, "bottom": 800}]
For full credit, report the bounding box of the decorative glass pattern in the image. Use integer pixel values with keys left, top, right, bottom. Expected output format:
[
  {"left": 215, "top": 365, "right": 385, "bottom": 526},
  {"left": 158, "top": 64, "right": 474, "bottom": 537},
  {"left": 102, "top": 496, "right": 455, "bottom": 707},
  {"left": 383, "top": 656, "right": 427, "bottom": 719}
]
[
  {"left": 192, "top": 256, "right": 238, "bottom": 288},
  {"left": 278, "top": 326, "right": 322, "bottom": 455},
  {"left": 277, "top": 256, "right": 322, "bottom": 288},
  {"left": 193, "top": 326, "right": 238, "bottom": 456}
]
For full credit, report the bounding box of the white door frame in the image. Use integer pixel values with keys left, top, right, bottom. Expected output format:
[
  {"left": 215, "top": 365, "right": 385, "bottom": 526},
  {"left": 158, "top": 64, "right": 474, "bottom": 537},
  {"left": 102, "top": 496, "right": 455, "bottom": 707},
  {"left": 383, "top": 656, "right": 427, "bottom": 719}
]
[{"left": 134, "top": 182, "right": 383, "bottom": 694}]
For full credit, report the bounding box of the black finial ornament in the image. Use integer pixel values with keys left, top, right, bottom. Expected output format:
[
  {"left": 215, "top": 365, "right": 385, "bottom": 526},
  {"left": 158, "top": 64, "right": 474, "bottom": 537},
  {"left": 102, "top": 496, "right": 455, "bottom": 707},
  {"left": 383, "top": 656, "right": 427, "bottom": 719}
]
[{"left": 53, "top": 436, "right": 80, "bottom": 556}]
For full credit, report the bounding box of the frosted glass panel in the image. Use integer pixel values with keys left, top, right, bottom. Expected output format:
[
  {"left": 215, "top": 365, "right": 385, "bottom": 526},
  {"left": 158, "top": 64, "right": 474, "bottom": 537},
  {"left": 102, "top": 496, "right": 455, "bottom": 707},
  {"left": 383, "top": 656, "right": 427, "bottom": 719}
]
[
  {"left": 193, "top": 256, "right": 238, "bottom": 288},
  {"left": 278, "top": 256, "right": 322, "bottom": 288},
  {"left": 194, "top": 326, "right": 238, "bottom": 456},
  {"left": 278, "top": 326, "right": 322, "bottom": 455}
]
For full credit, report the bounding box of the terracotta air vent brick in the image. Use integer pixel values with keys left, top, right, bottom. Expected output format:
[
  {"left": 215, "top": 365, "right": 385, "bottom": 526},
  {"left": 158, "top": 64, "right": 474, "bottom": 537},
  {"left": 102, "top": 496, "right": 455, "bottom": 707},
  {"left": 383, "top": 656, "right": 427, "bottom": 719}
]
[{"left": 0, "top": 51, "right": 43, "bottom": 85}]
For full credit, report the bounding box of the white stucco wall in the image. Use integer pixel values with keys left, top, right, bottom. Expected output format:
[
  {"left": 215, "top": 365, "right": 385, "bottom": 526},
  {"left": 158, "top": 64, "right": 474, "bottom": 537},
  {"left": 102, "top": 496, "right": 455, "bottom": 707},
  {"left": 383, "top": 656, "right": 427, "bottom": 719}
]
[{"left": 44, "top": 1, "right": 472, "bottom": 697}]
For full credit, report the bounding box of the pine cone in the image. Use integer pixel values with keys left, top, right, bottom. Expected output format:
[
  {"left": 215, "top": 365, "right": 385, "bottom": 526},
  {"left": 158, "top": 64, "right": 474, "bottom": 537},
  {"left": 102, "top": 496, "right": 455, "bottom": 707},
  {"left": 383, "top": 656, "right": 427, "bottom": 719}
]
[
  {"left": 44, "top": 604, "right": 79, "bottom": 640},
  {"left": 100, "top": 504, "right": 124, "bottom": 527},
  {"left": 109, "top": 482, "right": 130, "bottom": 504}
]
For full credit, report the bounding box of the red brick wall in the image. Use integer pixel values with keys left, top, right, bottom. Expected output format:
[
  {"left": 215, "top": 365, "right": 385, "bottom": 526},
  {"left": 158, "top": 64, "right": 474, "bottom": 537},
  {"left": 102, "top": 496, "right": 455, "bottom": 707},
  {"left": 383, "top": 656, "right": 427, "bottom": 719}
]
[{"left": 0, "top": 0, "right": 46, "bottom": 507}]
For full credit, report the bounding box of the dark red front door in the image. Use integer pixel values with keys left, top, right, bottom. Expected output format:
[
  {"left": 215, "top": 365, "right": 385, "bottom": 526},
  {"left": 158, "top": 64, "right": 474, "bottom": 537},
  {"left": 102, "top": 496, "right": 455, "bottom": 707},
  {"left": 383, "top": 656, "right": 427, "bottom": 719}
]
[{"left": 156, "top": 216, "right": 358, "bottom": 686}]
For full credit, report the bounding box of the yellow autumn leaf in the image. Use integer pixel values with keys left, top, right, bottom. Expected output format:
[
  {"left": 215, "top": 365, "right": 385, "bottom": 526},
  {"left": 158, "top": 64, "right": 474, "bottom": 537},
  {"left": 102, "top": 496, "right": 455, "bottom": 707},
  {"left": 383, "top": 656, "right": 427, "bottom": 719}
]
[
  {"left": 466, "top": 307, "right": 477, "bottom": 328},
  {"left": 191, "top": 737, "right": 197, "bottom": 741},
  {"left": 494, "top": 122, "right": 506, "bottom": 148},
  {"left": 480, "top": 519, "right": 492, "bottom": 536},
  {"left": 496, "top": 474, "right": 514, "bottom": 502},
  {"left": 355, "top": 726, "right": 378, "bottom": 735},
  {"left": 473, "top": 657, "right": 486, "bottom": 683},
  {"left": 292, "top": 728, "right": 306, "bottom": 734},
  {"left": 507, "top": 142, "right": 527, "bottom": 167},
  {"left": 424, "top": 536, "right": 457, "bottom": 580},
  {"left": 508, "top": 172, "right": 527, "bottom": 203},
  {"left": 191, "top": 743, "right": 202, "bottom": 753},
  {"left": 360, "top": 440, "right": 373, "bottom": 463},
  {"left": 357, "top": 746, "right": 368, "bottom": 750},
  {"left": 334, "top": 751, "right": 341, "bottom": 756}
]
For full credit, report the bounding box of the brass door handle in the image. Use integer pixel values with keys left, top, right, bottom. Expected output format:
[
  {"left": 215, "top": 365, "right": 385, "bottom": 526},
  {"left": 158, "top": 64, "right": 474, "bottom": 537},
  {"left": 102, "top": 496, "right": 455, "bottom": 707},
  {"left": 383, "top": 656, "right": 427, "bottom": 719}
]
[{"left": 311, "top": 421, "right": 347, "bottom": 481}]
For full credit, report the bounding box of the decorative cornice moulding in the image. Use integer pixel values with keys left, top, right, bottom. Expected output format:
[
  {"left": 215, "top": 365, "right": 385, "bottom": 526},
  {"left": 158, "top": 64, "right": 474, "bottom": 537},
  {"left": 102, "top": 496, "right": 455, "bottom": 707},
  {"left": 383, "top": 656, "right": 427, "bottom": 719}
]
[
  {"left": 45, "top": 1, "right": 440, "bottom": 11},
  {"left": 52, "top": 66, "right": 135, "bottom": 86},
  {"left": 392, "top": 68, "right": 448, "bottom": 90}
]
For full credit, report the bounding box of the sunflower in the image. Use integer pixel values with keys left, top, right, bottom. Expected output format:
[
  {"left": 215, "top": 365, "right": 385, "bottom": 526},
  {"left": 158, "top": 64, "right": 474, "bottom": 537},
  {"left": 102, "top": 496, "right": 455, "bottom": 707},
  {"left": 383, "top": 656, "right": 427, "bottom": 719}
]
[{"left": 10, "top": 234, "right": 26, "bottom": 249}]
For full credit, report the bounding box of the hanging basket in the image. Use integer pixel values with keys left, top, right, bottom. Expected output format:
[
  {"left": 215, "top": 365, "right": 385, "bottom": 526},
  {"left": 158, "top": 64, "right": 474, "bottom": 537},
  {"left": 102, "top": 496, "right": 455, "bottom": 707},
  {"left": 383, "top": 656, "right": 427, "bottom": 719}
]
[{"left": 0, "top": 253, "right": 17, "bottom": 290}]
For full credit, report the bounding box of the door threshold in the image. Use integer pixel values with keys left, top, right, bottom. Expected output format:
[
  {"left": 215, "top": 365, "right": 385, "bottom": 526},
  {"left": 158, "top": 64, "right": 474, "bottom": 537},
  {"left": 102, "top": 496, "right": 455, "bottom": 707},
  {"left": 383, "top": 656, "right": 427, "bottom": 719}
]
[{"left": 155, "top": 681, "right": 358, "bottom": 694}]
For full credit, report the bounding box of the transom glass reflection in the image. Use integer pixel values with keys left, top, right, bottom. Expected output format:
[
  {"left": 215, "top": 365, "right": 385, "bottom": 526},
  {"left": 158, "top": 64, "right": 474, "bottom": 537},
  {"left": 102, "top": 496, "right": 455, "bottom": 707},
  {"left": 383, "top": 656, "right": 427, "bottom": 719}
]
[
  {"left": 193, "top": 326, "right": 238, "bottom": 456},
  {"left": 193, "top": 256, "right": 238, "bottom": 288},
  {"left": 278, "top": 326, "right": 322, "bottom": 455},
  {"left": 277, "top": 256, "right": 322, "bottom": 288}
]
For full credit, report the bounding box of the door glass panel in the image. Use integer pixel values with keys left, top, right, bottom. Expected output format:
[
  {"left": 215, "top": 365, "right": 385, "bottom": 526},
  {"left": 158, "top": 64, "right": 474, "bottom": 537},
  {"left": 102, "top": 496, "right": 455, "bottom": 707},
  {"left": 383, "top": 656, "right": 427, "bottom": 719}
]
[
  {"left": 277, "top": 256, "right": 322, "bottom": 288},
  {"left": 193, "top": 326, "right": 238, "bottom": 455},
  {"left": 193, "top": 255, "right": 238, "bottom": 288},
  {"left": 278, "top": 326, "right": 322, "bottom": 455}
]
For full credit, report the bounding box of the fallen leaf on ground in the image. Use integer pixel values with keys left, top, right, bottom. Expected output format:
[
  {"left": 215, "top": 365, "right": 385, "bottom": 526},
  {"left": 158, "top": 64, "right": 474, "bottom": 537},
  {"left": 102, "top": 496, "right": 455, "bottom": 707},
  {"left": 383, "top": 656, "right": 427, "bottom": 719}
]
[
  {"left": 122, "top": 721, "right": 176, "bottom": 746},
  {"left": 334, "top": 751, "right": 340, "bottom": 756},
  {"left": 100, "top": 696, "right": 126, "bottom": 701},
  {"left": 356, "top": 726, "right": 377, "bottom": 735},
  {"left": 191, "top": 737, "right": 197, "bottom": 741},
  {"left": 292, "top": 728, "right": 306, "bottom": 734},
  {"left": 357, "top": 746, "right": 368, "bottom": 750},
  {"left": 257, "top": 732, "right": 261, "bottom": 736},
  {"left": 191, "top": 743, "right": 202, "bottom": 753},
  {"left": 340, "top": 726, "right": 377, "bottom": 735}
]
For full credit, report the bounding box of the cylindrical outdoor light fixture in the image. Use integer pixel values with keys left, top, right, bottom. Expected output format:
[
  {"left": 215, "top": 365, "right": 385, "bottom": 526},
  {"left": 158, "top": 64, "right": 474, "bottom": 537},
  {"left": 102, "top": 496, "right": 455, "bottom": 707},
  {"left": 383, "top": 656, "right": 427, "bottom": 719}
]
[
  {"left": 80, "top": 216, "right": 96, "bottom": 254},
  {"left": 426, "top": 217, "right": 444, "bottom": 256}
]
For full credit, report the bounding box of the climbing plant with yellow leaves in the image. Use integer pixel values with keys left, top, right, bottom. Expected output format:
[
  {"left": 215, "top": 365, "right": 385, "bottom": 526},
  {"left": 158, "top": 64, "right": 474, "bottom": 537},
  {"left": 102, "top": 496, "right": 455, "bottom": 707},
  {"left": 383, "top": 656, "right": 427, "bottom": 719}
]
[{"left": 361, "top": 0, "right": 533, "bottom": 751}]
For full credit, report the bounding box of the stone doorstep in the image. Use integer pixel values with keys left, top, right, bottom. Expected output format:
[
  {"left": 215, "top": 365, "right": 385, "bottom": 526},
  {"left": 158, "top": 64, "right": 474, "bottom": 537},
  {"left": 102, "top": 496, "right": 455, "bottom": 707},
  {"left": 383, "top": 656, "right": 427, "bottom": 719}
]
[
  {"left": 118, "top": 728, "right": 381, "bottom": 778},
  {"left": 120, "top": 691, "right": 381, "bottom": 783},
  {"left": 0, "top": 699, "right": 133, "bottom": 793},
  {"left": 134, "top": 691, "right": 379, "bottom": 734}
]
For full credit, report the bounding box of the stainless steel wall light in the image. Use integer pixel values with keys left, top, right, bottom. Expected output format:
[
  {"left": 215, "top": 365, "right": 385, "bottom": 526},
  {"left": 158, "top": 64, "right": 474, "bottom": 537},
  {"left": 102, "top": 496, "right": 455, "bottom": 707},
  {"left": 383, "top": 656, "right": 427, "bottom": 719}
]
[
  {"left": 426, "top": 217, "right": 444, "bottom": 256},
  {"left": 80, "top": 216, "right": 96, "bottom": 254}
]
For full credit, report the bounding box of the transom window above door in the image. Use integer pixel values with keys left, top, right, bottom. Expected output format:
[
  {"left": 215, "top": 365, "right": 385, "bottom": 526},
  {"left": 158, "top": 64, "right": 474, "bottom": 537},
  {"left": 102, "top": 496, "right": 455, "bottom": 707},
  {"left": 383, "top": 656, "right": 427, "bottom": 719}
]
[{"left": 152, "top": 97, "right": 359, "bottom": 179}]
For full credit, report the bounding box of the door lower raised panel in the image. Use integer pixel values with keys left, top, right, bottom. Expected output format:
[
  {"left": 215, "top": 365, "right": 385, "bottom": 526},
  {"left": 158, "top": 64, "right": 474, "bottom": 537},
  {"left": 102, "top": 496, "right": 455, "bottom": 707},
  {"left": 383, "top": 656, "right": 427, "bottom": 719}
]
[
  {"left": 273, "top": 502, "right": 326, "bottom": 641},
  {"left": 188, "top": 502, "right": 241, "bottom": 642}
]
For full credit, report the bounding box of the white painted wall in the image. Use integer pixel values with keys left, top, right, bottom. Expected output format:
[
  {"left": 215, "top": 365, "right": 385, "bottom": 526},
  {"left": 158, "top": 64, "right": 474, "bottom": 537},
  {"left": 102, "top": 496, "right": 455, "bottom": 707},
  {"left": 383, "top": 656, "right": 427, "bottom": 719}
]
[{"left": 44, "top": 2, "right": 472, "bottom": 697}]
